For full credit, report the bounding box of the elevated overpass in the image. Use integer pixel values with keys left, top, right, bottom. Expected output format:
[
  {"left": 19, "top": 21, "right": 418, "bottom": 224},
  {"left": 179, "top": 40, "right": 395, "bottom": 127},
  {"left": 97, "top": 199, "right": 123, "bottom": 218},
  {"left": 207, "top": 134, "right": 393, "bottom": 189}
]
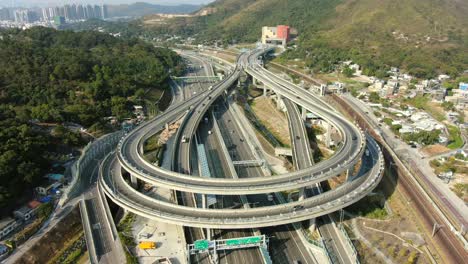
[
  {"left": 116, "top": 50, "right": 366, "bottom": 195},
  {"left": 101, "top": 46, "right": 384, "bottom": 229},
  {"left": 101, "top": 135, "right": 382, "bottom": 229}
]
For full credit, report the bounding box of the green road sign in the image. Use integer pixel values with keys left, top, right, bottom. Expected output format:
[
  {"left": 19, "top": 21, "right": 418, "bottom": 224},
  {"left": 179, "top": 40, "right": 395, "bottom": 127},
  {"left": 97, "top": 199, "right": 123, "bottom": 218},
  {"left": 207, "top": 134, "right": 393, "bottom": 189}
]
[
  {"left": 194, "top": 240, "right": 209, "bottom": 250},
  {"left": 226, "top": 236, "right": 262, "bottom": 246}
]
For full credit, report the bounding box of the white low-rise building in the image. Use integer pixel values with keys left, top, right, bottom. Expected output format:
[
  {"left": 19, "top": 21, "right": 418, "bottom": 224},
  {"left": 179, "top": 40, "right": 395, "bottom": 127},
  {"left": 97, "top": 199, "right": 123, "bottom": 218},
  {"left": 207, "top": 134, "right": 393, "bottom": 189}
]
[
  {"left": 410, "top": 112, "right": 429, "bottom": 122},
  {"left": 413, "top": 120, "right": 444, "bottom": 132},
  {"left": 391, "top": 120, "right": 403, "bottom": 126},
  {"left": 399, "top": 125, "right": 415, "bottom": 134}
]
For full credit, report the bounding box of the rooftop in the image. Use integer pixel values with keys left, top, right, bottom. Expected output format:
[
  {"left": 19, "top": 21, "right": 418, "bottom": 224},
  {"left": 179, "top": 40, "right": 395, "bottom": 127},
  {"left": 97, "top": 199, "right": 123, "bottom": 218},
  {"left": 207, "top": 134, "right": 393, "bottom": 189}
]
[{"left": 0, "top": 217, "right": 15, "bottom": 229}]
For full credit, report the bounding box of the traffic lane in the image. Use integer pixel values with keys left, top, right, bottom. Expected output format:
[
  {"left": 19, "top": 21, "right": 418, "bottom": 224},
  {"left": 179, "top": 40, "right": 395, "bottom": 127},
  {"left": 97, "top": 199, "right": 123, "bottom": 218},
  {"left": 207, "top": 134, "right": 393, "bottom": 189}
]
[
  {"left": 198, "top": 108, "right": 262, "bottom": 263},
  {"left": 106, "top": 145, "right": 382, "bottom": 222},
  {"left": 198, "top": 116, "right": 234, "bottom": 179},
  {"left": 119, "top": 49, "right": 362, "bottom": 193},
  {"left": 173, "top": 98, "right": 210, "bottom": 264},
  {"left": 260, "top": 194, "right": 316, "bottom": 264},
  {"left": 216, "top": 103, "right": 261, "bottom": 178},
  {"left": 318, "top": 216, "right": 352, "bottom": 264},
  {"left": 220, "top": 99, "right": 314, "bottom": 264},
  {"left": 260, "top": 224, "right": 313, "bottom": 264},
  {"left": 285, "top": 98, "right": 355, "bottom": 263},
  {"left": 84, "top": 197, "right": 109, "bottom": 259}
]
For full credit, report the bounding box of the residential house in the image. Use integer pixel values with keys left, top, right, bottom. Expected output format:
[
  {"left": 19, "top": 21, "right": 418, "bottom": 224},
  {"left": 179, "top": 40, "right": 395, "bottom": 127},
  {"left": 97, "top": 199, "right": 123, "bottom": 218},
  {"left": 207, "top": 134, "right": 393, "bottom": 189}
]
[
  {"left": 0, "top": 218, "right": 19, "bottom": 240},
  {"left": 35, "top": 182, "right": 62, "bottom": 196}
]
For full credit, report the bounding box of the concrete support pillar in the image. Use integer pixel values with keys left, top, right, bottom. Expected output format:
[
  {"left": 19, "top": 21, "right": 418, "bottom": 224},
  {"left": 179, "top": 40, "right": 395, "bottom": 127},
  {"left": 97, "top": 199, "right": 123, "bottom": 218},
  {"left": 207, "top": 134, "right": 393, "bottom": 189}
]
[
  {"left": 325, "top": 122, "right": 332, "bottom": 148},
  {"left": 130, "top": 174, "right": 138, "bottom": 189},
  {"left": 301, "top": 107, "right": 307, "bottom": 121},
  {"left": 211, "top": 249, "right": 218, "bottom": 264},
  {"left": 202, "top": 194, "right": 212, "bottom": 240},
  {"left": 276, "top": 94, "right": 282, "bottom": 110},
  {"left": 309, "top": 218, "right": 317, "bottom": 232},
  {"left": 346, "top": 168, "right": 352, "bottom": 181},
  {"left": 202, "top": 194, "right": 206, "bottom": 208},
  {"left": 320, "top": 84, "right": 326, "bottom": 96},
  {"left": 263, "top": 86, "right": 267, "bottom": 97},
  {"left": 165, "top": 123, "right": 169, "bottom": 130},
  {"left": 298, "top": 187, "right": 305, "bottom": 201}
]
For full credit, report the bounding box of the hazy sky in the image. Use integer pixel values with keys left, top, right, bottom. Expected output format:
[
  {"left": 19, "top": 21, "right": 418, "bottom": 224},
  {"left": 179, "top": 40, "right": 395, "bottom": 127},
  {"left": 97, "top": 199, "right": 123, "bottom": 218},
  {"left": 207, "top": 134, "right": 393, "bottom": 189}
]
[{"left": 0, "top": 0, "right": 215, "bottom": 7}]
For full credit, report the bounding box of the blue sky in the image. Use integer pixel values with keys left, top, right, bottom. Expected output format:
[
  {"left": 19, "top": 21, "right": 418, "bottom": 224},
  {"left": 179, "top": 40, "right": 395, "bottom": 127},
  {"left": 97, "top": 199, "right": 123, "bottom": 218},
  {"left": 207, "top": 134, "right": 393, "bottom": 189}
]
[{"left": 0, "top": 0, "right": 215, "bottom": 7}]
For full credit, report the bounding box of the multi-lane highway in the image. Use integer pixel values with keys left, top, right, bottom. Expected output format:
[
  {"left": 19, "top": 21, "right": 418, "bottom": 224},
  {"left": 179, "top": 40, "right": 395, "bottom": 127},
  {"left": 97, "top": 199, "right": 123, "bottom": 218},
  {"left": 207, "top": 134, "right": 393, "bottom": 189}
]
[
  {"left": 115, "top": 49, "right": 367, "bottom": 196},
  {"left": 200, "top": 103, "right": 264, "bottom": 264},
  {"left": 98, "top": 47, "right": 384, "bottom": 231},
  {"left": 283, "top": 73, "right": 355, "bottom": 264},
  {"left": 174, "top": 54, "right": 215, "bottom": 264}
]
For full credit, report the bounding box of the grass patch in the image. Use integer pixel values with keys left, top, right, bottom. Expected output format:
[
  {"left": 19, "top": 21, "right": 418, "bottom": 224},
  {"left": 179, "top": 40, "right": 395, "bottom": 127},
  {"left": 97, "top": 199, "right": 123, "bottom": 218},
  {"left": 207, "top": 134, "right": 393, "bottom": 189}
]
[
  {"left": 447, "top": 125, "right": 463, "bottom": 149},
  {"left": 347, "top": 194, "right": 389, "bottom": 220},
  {"left": 62, "top": 248, "right": 83, "bottom": 264},
  {"left": 118, "top": 213, "right": 138, "bottom": 264},
  {"left": 145, "top": 87, "right": 165, "bottom": 102},
  {"left": 430, "top": 156, "right": 468, "bottom": 175},
  {"left": 451, "top": 183, "right": 468, "bottom": 201},
  {"left": 143, "top": 133, "right": 161, "bottom": 153},
  {"left": 144, "top": 144, "right": 165, "bottom": 165},
  {"left": 364, "top": 208, "right": 388, "bottom": 219},
  {"left": 403, "top": 95, "right": 445, "bottom": 122},
  {"left": 46, "top": 232, "right": 85, "bottom": 264}
]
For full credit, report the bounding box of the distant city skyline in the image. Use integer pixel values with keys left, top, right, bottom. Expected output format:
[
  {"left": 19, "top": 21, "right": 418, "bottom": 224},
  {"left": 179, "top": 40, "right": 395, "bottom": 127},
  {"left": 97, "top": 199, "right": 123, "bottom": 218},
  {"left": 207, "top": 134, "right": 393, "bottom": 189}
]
[{"left": 0, "top": 0, "right": 214, "bottom": 8}]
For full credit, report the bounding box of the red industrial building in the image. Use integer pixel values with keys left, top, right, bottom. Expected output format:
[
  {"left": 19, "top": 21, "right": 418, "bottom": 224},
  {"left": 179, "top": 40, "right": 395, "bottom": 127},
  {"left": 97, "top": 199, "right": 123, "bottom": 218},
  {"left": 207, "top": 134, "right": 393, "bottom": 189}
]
[
  {"left": 276, "top": 25, "right": 290, "bottom": 41},
  {"left": 261, "top": 25, "right": 291, "bottom": 46}
]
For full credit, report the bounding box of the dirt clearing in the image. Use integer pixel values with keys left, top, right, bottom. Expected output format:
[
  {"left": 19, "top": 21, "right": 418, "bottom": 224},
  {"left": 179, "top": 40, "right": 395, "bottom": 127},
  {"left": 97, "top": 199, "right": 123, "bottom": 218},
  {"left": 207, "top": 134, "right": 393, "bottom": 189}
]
[{"left": 251, "top": 97, "right": 291, "bottom": 145}]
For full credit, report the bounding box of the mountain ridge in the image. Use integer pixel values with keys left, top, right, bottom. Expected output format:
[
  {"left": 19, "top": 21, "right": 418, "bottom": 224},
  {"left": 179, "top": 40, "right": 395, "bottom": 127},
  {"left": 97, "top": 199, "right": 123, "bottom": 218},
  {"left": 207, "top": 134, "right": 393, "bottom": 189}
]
[
  {"left": 107, "top": 2, "right": 202, "bottom": 18},
  {"left": 143, "top": 0, "right": 467, "bottom": 77}
]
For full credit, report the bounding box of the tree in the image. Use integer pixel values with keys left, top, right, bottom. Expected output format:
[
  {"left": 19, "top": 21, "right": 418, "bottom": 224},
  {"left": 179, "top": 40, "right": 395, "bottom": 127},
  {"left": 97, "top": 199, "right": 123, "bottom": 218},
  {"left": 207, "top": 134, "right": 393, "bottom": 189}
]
[
  {"left": 134, "top": 88, "right": 145, "bottom": 101},
  {"left": 369, "top": 92, "right": 381, "bottom": 103},
  {"left": 37, "top": 203, "right": 53, "bottom": 219},
  {"left": 111, "top": 96, "right": 131, "bottom": 121},
  {"left": 342, "top": 66, "right": 355, "bottom": 77},
  {"left": 0, "top": 27, "right": 184, "bottom": 209}
]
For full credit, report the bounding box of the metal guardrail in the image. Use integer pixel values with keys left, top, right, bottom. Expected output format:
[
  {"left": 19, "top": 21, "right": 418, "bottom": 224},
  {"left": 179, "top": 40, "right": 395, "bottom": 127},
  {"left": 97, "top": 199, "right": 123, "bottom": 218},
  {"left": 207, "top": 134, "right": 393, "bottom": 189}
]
[
  {"left": 300, "top": 229, "right": 324, "bottom": 249},
  {"left": 101, "top": 48, "right": 385, "bottom": 228},
  {"left": 72, "top": 131, "right": 124, "bottom": 263},
  {"left": 63, "top": 131, "right": 125, "bottom": 204},
  {"left": 320, "top": 238, "right": 334, "bottom": 264},
  {"left": 338, "top": 224, "right": 360, "bottom": 264},
  {"left": 260, "top": 246, "right": 273, "bottom": 264},
  {"left": 79, "top": 199, "right": 98, "bottom": 264},
  {"left": 101, "top": 136, "right": 385, "bottom": 225}
]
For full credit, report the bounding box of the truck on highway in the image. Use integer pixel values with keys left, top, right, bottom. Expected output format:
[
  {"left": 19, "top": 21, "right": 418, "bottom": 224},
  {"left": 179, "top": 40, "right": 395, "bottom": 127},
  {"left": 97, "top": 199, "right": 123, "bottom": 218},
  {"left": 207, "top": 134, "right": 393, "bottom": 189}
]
[
  {"left": 139, "top": 241, "right": 157, "bottom": 250},
  {"left": 365, "top": 149, "right": 370, "bottom": 156},
  {"left": 181, "top": 135, "right": 187, "bottom": 143}
]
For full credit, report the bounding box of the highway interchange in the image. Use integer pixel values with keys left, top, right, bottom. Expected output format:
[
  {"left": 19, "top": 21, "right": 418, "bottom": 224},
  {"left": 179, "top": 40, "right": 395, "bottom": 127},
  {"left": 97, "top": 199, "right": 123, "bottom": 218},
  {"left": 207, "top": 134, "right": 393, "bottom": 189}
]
[{"left": 98, "top": 46, "right": 385, "bottom": 263}]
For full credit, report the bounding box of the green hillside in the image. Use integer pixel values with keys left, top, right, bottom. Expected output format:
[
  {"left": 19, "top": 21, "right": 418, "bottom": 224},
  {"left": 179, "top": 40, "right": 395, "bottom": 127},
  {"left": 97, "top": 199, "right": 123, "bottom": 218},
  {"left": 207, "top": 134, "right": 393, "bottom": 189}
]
[
  {"left": 107, "top": 2, "right": 201, "bottom": 18},
  {"left": 144, "top": 0, "right": 468, "bottom": 78}
]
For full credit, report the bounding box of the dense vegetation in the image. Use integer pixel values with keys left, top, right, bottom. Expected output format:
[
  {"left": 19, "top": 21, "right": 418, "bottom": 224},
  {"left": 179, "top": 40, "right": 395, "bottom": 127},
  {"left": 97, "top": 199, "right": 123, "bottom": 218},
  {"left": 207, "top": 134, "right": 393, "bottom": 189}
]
[
  {"left": 0, "top": 107, "right": 50, "bottom": 207},
  {"left": 0, "top": 27, "right": 183, "bottom": 209},
  {"left": 143, "top": 0, "right": 468, "bottom": 78}
]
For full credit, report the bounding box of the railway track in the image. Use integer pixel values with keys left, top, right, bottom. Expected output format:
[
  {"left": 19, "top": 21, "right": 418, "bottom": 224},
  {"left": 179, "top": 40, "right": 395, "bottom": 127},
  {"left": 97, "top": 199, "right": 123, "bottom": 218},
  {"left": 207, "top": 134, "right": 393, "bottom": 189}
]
[{"left": 333, "top": 94, "right": 467, "bottom": 263}]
